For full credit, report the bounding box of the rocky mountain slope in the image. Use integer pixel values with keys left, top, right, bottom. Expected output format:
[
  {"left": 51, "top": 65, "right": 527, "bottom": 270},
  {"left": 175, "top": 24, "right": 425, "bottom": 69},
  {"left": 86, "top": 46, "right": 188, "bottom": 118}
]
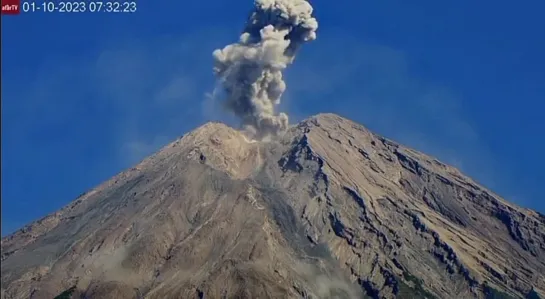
[{"left": 2, "top": 113, "right": 545, "bottom": 299}]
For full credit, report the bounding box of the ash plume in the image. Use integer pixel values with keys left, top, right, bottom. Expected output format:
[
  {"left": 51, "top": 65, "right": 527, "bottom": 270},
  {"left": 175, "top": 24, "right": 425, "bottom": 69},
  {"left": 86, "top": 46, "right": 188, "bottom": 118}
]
[{"left": 212, "top": 0, "right": 318, "bottom": 139}]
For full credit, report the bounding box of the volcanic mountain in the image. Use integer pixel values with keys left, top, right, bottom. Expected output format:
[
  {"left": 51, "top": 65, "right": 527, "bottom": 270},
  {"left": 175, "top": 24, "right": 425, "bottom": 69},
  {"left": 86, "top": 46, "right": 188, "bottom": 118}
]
[{"left": 2, "top": 113, "right": 545, "bottom": 299}]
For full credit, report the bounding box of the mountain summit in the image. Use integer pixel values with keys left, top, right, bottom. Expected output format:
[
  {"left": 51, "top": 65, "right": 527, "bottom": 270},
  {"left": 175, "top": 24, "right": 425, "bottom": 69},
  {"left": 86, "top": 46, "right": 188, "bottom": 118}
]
[{"left": 2, "top": 113, "right": 544, "bottom": 299}]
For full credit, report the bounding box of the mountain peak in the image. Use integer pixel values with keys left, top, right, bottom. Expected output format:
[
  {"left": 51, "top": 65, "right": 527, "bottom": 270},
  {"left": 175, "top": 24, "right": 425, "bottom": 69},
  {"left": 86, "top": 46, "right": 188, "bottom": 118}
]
[{"left": 2, "top": 113, "right": 545, "bottom": 299}]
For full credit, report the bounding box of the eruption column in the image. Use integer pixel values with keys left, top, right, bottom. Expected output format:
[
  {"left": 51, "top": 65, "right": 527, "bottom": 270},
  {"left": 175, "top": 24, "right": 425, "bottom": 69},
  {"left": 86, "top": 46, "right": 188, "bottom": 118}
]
[{"left": 212, "top": 0, "right": 318, "bottom": 139}]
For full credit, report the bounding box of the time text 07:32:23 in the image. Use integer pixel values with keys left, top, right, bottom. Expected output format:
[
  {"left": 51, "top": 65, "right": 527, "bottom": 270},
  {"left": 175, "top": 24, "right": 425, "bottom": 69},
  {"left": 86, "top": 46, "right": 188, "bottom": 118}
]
[{"left": 21, "top": 1, "right": 137, "bottom": 13}]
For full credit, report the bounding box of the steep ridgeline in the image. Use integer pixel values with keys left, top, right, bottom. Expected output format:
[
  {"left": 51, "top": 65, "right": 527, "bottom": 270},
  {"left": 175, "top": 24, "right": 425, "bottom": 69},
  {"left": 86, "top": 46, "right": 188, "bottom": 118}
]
[{"left": 2, "top": 114, "right": 545, "bottom": 299}]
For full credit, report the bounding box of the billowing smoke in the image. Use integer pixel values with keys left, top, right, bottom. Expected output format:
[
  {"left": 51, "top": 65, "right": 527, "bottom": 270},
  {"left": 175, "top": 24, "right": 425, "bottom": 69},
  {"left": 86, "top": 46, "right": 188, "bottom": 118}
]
[{"left": 212, "top": 0, "right": 318, "bottom": 139}]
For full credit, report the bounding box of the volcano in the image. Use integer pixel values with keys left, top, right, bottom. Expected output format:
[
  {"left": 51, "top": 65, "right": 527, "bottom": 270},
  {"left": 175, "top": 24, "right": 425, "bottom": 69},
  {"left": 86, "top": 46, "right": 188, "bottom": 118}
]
[{"left": 2, "top": 114, "right": 544, "bottom": 299}]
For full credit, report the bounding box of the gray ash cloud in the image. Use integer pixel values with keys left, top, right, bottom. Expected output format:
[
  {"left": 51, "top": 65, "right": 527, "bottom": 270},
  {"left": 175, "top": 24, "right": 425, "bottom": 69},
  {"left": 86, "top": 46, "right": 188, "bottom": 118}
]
[{"left": 212, "top": 0, "right": 318, "bottom": 139}]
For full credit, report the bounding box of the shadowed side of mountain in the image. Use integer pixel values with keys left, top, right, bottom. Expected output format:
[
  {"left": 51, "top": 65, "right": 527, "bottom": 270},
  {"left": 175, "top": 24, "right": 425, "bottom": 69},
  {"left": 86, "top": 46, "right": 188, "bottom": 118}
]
[{"left": 277, "top": 113, "right": 545, "bottom": 298}]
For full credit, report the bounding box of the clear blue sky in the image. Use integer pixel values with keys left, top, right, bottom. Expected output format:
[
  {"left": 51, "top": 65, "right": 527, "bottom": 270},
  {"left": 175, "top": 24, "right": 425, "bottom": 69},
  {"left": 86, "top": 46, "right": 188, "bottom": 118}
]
[{"left": 2, "top": 0, "right": 544, "bottom": 236}]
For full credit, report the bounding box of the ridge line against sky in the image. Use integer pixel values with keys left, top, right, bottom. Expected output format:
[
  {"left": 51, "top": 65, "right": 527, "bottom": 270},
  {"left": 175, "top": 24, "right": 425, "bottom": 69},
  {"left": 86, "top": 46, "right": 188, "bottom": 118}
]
[{"left": 1, "top": 0, "right": 544, "bottom": 236}]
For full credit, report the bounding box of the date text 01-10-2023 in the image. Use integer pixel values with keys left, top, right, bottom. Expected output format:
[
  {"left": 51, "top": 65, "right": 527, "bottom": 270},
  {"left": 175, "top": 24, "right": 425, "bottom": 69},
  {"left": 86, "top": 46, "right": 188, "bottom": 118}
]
[{"left": 22, "top": 1, "right": 137, "bottom": 13}]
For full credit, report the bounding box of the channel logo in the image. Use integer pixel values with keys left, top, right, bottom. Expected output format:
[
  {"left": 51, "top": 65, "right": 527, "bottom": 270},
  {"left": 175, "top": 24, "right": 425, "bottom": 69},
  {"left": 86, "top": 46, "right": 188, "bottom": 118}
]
[{"left": 2, "top": 0, "right": 20, "bottom": 15}]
